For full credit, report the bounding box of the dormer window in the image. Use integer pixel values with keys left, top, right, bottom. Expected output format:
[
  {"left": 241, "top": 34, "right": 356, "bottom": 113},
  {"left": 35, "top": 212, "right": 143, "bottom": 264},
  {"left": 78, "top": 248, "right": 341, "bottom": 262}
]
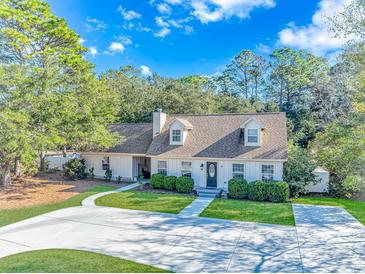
[
  {"left": 168, "top": 118, "right": 193, "bottom": 145},
  {"left": 240, "top": 118, "right": 263, "bottom": 147},
  {"left": 247, "top": 129, "right": 259, "bottom": 143},
  {"left": 172, "top": 129, "right": 182, "bottom": 142}
]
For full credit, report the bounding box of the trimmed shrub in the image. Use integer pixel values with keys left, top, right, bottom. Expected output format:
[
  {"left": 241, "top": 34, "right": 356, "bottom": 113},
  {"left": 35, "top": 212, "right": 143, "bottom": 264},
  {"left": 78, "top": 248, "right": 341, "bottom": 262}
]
[
  {"left": 163, "top": 176, "right": 177, "bottom": 191},
  {"left": 64, "top": 158, "right": 87, "bottom": 180},
  {"left": 151, "top": 174, "right": 165, "bottom": 189},
  {"left": 268, "top": 181, "right": 290, "bottom": 203},
  {"left": 248, "top": 180, "right": 269, "bottom": 201},
  {"left": 176, "top": 176, "right": 194, "bottom": 193},
  {"left": 228, "top": 178, "right": 249, "bottom": 199},
  {"left": 105, "top": 169, "right": 112, "bottom": 182}
]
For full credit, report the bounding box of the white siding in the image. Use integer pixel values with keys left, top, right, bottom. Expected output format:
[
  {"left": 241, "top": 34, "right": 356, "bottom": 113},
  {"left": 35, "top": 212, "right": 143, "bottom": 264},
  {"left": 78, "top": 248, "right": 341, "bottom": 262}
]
[
  {"left": 83, "top": 154, "right": 133, "bottom": 180},
  {"left": 151, "top": 158, "right": 284, "bottom": 191}
]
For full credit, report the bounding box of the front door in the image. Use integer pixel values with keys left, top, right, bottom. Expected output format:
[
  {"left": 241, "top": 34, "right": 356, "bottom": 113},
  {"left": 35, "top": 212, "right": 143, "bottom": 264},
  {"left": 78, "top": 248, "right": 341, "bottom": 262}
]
[{"left": 206, "top": 162, "right": 217, "bottom": 188}]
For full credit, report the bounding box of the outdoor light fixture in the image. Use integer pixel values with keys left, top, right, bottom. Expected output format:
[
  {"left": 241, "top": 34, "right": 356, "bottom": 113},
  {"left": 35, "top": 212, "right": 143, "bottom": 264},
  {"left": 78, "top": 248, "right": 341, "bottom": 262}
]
[{"left": 200, "top": 163, "right": 204, "bottom": 170}]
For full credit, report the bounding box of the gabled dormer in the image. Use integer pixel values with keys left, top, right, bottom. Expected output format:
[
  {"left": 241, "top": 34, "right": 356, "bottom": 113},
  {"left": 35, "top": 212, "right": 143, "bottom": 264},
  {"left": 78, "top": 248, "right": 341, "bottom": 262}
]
[
  {"left": 167, "top": 118, "right": 193, "bottom": 145},
  {"left": 240, "top": 118, "right": 264, "bottom": 147}
]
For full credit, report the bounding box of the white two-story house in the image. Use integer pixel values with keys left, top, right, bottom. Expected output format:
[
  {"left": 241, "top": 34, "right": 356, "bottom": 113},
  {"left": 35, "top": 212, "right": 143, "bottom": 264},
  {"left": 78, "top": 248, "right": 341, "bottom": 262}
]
[{"left": 82, "top": 110, "right": 288, "bottom": 191}]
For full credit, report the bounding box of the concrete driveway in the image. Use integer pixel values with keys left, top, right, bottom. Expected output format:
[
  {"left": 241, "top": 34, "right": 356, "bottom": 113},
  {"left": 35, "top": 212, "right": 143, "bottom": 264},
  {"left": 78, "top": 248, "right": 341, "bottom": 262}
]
[
  {"left": 0, "top": 206, "right": 301, "bottom": 273},
  {"left": 293, "top": 204, "right": 365, "bottom": 272},
  {"left": 0, "top": 203, "right": 364, "bottom": 272}
]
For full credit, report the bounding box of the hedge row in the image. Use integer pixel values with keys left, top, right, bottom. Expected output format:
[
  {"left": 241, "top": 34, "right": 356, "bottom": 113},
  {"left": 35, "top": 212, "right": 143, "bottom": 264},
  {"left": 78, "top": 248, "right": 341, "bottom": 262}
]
[
  {"left": 151, "top": 174, "right": 194, "bottom": 194},
  {"left": 228, "top": 178, "right": 289, "bottom": 203}
]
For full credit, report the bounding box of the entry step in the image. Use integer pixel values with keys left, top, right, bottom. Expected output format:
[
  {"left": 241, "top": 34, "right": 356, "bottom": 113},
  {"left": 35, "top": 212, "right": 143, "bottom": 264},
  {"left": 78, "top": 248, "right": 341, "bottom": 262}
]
[{"left": 196, "top": 187, "right": 223, "bottom": 198}]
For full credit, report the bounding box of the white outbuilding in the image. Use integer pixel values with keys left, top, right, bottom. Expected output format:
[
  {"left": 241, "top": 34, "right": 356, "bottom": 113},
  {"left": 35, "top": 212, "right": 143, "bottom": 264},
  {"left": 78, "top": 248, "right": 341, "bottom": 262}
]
[{"left": 305, "top": 167, "right": 330, "bottom": 193}]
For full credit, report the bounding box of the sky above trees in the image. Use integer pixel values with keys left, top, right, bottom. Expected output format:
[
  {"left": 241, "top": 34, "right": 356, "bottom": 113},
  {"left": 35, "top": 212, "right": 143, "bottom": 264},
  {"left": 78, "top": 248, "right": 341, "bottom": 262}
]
[{"left": 45, "top": 0, "right": 351, "bottom": 77}]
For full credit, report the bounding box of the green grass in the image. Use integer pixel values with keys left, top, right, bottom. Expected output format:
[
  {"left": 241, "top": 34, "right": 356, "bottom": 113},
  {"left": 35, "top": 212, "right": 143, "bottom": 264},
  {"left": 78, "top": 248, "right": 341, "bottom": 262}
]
[
  {"left": 200, "top": 198, "right": 295, "bottom": 226},
  {"left": 0, "top": 249, "right": 170, "bottom": 273},
  {"left": 0, "top": 186, "right": 117, "bottom": 227},
  {"left": 294, "top": 196, "right": 365, "bottom": 225},
  {"left": 95, "top": 191, "right": 195, "bottom": 214}
]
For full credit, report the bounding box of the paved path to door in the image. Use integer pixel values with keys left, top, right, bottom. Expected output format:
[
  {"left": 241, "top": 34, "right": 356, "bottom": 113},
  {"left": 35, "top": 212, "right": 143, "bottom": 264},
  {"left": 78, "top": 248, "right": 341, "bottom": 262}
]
[
  {"left": 81, "top": 183, "right": 140, "bottom": 207},
  {"left": 179, "top": 197, "right": 214, "bottom": 218},
  {"left": 293, "top": 204, "right": 365, "bottom": 272}
]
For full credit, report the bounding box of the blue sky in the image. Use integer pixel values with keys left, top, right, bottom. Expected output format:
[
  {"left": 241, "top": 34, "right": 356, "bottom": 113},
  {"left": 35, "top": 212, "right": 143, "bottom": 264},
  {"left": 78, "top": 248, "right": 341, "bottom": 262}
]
[{"left": 46, "top": 0, "right": 349, "bottom": 77}]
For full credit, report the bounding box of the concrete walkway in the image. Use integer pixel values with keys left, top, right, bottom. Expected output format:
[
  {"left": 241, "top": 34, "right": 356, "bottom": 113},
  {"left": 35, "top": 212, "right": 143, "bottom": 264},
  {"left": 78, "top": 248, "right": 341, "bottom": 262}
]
[
  {"left": 81, "top": 182, "right": 140, "bottom": 207},
  {"left": 293, "top": 204, "right": 365, "bottom": 272},
  {"left": 179, "top": 196, "right": 214, "bottom": 218}
]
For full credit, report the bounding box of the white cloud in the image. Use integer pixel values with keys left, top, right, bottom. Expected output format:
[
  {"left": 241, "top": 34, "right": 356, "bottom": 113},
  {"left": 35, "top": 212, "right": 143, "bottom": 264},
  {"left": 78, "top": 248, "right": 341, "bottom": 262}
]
[
  {"left": 155, "top": 16, "right": 170, "bottom": 28},
  {"left": 117, "top": 5, "right": 141, "bottom": 20},
  {"left": 140, "top": 65, "right": 152, "bottom": 76},
  {"left": 154, "top": 17, "right": 172, "bottom": 37},
  {"left": 85, "top": 17, "right": 108, "bottom": 32},
  {"left": 78, "top": 38, "right": 86, "bottom": 44},
  {"left": 164, "top": 0, "right": 182, "bottom": 4},
  {"left": 191, "top": 0, "right": 275, "bottom": 23},
  {"left": 256, "top": 43, "right": 271, "bottom": 54},
  {"left": 184, "top": 25, "right": 194, "bottom": 34},
  {"left": 278, "top": 0, "right": 351, "bottom": 56},
  {"left": 108, "top": 42, "right": 125, "bottom": 53},
  {"left": 154, "top": 27, "right": 171, "bottom": 37},
  {"left": 116, "top": 35, "right": 133, "bottom": 45},
  {"left": 157, "top": 3, "right": 172, "bottom": 14},
  {"left": 89, "top": 46, "right": 98, "bottom": 57}
]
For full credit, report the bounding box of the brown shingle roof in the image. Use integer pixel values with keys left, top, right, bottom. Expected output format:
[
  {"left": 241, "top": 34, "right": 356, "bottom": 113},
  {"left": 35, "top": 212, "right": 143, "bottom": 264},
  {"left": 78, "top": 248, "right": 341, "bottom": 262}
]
[
  {"left": 146, "top": 113, "right": 288, "bottom": 160},
  {"left": 106, "top": 123, "right": 152, "bottom": 154},
  {"left": 105, "top": 113, "right": 288, "bottom": 160}
]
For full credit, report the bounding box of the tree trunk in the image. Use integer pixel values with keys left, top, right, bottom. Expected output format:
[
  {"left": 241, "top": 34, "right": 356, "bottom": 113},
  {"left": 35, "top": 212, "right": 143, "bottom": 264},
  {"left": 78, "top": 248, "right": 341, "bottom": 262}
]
[
  {"left": 14, "top": 156, "right": 21, "bottom": 178},
  {"left": 1, "top": 165, "right": 11, "bottom": 186},
  {"left": 40, "top": 151, "right": 46, "bottom": 172}
]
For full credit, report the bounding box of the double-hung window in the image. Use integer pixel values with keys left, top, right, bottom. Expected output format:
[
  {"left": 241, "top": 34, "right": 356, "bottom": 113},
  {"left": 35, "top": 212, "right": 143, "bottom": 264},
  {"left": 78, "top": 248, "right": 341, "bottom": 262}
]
[
  {"left": 181, "top": 161, "right": 192, "bottom": 177},
  {"left": 232, "top": 164, "right": 245, "bottom": 180},
  {"left": 102, "top": 156, "right": 110, "bottom": 170},
  {"left": 262, "top": 164, "right": 274, "bottom": 183},
  {"left": 157, "top": 160, "right": 167, "bottom": 175},
  {"left": 247, "top": 129, "right": 259, "bottom": 143},
  {"left": 172, "top": 130, "right": 181, "bottom": 142}
]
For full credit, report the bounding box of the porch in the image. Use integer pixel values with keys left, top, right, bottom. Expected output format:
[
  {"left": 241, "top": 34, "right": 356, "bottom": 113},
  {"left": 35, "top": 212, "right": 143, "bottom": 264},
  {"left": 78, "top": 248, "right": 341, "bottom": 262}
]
[{"left": 132, "top": 156, "right": 151, "bottom": 180}]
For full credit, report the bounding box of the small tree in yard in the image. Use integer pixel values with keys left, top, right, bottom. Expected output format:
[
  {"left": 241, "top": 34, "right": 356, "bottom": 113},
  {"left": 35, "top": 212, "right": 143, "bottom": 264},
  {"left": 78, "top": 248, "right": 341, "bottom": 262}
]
[
  {"left": 64, "top": 158, "right": 87, "bottom": 180},
  {"left": 284, "top": 142, "right": 316, "bottom": 197}
]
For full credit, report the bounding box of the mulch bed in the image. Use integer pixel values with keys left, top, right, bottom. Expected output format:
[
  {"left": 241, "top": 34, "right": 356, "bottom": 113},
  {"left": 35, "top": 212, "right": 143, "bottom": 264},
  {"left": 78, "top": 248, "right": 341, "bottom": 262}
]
[{"left": 0, "top": 172, "right": 128, "bottom": 210}]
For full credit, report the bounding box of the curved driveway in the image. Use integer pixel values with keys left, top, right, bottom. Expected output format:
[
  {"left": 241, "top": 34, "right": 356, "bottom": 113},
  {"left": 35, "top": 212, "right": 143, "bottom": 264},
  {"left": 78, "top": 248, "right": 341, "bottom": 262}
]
[{"left": 0, "top": 188, "right": 364, "bottom": 272}]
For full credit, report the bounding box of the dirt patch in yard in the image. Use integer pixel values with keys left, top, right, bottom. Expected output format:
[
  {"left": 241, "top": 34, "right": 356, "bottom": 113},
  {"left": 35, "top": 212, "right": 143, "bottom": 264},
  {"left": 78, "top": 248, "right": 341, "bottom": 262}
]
[{"left": 0, "top": 172, "right": 128, "bottom": 209}]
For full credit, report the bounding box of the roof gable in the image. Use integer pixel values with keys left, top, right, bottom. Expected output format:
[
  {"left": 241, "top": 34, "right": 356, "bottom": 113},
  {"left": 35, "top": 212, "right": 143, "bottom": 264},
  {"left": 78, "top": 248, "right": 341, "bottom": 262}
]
[{"left": 166, "top": 118, "right": 193, "bottom": 130}]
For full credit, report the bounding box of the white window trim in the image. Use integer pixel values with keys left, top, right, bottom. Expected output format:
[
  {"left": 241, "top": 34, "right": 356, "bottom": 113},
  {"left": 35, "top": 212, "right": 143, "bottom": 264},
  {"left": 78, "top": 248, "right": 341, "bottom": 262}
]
[
  {"left": 245, "top": 128, "right": 260, "bottom": 146},
  {"left": 157, "top": 160, "right": 167, "bottom": 175},
  {"left": 262, "top": 164, "right": 274, "bottom": 183},
  {"left": 181, "top": 161, "right": 192, "bottom": 177},
  {"left": 232, "top": 163, "right": 245, "bottom": 180},
  {"left": 172, "top": 129, "right": 182, "bottom": 142}
]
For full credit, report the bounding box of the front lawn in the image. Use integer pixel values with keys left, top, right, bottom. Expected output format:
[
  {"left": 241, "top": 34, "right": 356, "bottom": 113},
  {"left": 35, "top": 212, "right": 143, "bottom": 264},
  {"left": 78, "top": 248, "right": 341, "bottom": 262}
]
[
  {"left": 0, "top": 186, "right": 117, "bottom": 227},
  {"left": 95, "top": 191, "right": 195, "bottom": 214},
  {"left": 294, "top": 196, "right": 365, "bottom": 225},
  {"left": 0, "top": 249, "right": 170, "bottom": 273},
  {"left": 200, "top": 198, "right": 295, "bottom": 226}
]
